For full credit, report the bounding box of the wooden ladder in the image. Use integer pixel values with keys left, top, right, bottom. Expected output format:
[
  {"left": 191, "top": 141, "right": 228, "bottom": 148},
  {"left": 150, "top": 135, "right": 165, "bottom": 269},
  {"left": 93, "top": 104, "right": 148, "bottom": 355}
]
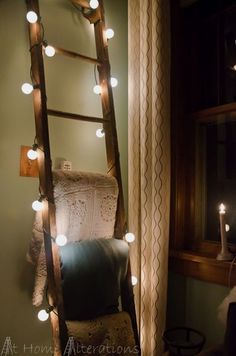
[{"left": 25, "top": 0, "right": 139, "bottom": 354}]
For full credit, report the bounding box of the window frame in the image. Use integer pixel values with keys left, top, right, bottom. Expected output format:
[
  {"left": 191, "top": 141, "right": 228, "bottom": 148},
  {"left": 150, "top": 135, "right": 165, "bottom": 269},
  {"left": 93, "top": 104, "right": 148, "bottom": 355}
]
[{"left": 170, "top": 0, "right": 236, "bottom": 287}]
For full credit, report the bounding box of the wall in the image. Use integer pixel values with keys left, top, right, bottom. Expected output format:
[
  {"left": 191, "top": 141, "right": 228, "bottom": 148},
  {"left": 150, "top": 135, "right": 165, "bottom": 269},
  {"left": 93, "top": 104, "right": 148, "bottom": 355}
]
[
  {"left": 167, "top": 272, "right": 231, "bottom": 349},
  {"left": 0, "top": 0, "right": 127, "bottom": 353}
]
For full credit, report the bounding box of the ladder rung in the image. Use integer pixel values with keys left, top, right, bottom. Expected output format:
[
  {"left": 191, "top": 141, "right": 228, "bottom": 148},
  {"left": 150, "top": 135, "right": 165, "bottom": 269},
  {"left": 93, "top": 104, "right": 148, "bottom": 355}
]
[
  {"left": 47, "top": 109, "right": 108, "bottom": 124},
  {"left": 71, "top": 0, "right": 90, "bottom": 9},
  {"left": 55, "top": 46, "right": 101, "bottom": 66}
]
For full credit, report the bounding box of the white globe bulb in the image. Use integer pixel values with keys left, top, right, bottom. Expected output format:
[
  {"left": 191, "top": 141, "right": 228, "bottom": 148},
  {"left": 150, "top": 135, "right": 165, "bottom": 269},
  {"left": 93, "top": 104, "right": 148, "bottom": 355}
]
[
  {"left": 225, "top": 224, "right": 230, "bottom": 232},
  {"left": 89, "top": 0, "right": 99, "bottom": 9},
  {"left": 111, "top": 77, "right": 118, "bottom": 87},
  {"left": 26, "top": 11, "right": 38, "bottom": 24},
  {"left": 37, "top": 309, "right": 49, "bottom": 322},
  {"left": 105, "top": 28, "right": 114, "bottom": 40},
  {"left": 27, "top": 149, "right": 38, "bottom": 160},
  {"left": 96, "top": 128, "right": 105, "bottom": 138},
  {"left": 131, "top": 276, "right": 138, "bottom": 286},
  {"left": 55, "top": 234, "right": 67, "bottom": 247},
  {"left": 45, "top": 45, "right": 55, "bottom": 57},
  {"left": 93, "top": 84, "right": 101, "bottom": 95},
  {"left": 125, "top": 232, "right": 135, "bottom": 243},
  {"left": 32, "top": 200, "right": 43, "bottom": 212},
  {"left": 21, "top": 83, "right": 33, "bottom": 95}
]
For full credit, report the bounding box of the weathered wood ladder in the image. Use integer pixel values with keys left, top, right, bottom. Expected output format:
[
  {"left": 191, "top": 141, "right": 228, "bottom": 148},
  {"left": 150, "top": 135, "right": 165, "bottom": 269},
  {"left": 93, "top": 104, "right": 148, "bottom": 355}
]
[{"left": 25, "top": 0, "right": 139, "bottom": 354}]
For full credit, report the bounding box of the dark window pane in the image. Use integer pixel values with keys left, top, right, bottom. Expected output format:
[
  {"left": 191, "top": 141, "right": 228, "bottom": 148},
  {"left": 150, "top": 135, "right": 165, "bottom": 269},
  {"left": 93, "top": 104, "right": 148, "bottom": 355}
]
[
  {"left": 222, "top": 9, "right": 236, "bottom": 104},
  {"left": 196, "top": 115, "right": 236, "bottom": 244}
]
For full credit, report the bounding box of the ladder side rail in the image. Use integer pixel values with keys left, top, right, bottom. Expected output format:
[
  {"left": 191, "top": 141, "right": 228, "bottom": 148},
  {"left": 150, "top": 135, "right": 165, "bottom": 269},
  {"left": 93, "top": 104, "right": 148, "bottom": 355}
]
[
  {"left": 122, "top": 262, "right": 141, "bottom": 353},
  {"left": 25, "top": 1, "right": 67, "bottom": 354},
  {"left": 92, "top": 1, "right": 140, "bottom": 352},
  {"left": 93, "top": 4, "right": 126, "bottom": 240}
]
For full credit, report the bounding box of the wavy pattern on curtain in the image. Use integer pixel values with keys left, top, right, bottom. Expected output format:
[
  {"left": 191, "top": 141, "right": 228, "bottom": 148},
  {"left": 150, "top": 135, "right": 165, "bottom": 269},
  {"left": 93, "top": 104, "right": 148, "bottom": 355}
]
[{"left": 128, "top": 0, "right": 170, "bottom": 355}]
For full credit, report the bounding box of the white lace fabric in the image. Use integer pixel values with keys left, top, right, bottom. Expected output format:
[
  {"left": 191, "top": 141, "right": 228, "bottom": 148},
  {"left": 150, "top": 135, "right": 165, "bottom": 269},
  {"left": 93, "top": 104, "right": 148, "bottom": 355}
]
[{"left": 27, "top": 170, "right": 119, "bottom": 306}]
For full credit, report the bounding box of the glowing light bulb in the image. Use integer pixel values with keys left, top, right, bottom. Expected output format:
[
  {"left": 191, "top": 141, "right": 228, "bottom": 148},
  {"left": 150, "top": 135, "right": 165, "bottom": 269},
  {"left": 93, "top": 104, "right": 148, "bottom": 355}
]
[
  {"left": 32, "top": 199, "right": 43, "bottom": 212},
  {"left": 96, "top": 128, "right": 105, "bottom": 138},
  {"left": 233, "top": 64, "right": 236, "bottom": 71},
  {"left": 125, "top": 232, "right": 135, "bottom": 243},
  {"left": 37, "top": 309, "right": 49, "bottom": 322},
  {"left": 89, "top": 0, "right": 99, "bottom": 9},
  {"left": 93, "top": 84, "right": 101, "bottom": 95},
  {"left": 27, "top": 149, "right": 38, "bottom": 160},
  {"left": 110, "top": 77, "right": 118, "bottom": 87},
  {"left": 45, "top": 45, "right": 55, "bottom": 57},
  {"left": 55, "top": 234, "right": 67, "bottom": 247},
  {"left": 26, "top": 11, "right": 38, "bottom": 24},
  {"left": 131, "top": 276, "right": 138, "bottom": 286},
  {"left": 105, "top": 28, "right": 114, "bottom": 40},
  {"left": 219, "top": 203, "right": 226, "bottom": 214},
  {"left": 225, "top": 224, "right": 230, "bottom": 232},
  {"left": 21, "top": 82, "right": 33, "bottom": 95}
]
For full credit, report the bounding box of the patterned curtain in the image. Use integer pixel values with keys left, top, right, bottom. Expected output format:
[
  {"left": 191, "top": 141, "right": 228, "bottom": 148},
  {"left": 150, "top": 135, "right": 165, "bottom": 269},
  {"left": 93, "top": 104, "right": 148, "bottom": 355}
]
[{"left": 128, "top": 1, "right": 171, "bottom": 355}]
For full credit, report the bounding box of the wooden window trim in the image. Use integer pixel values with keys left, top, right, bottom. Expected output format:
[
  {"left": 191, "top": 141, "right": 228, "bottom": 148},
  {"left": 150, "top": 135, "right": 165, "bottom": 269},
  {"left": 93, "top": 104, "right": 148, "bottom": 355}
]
[
  {"left": 170, "top": 1, "right": 236, "bottom": 287},
  {"left": 170, "top": 102, "right": 236, "bottom": 287},
  {"left": 169, "top": 249, "right": 236, "bottom": 287}
]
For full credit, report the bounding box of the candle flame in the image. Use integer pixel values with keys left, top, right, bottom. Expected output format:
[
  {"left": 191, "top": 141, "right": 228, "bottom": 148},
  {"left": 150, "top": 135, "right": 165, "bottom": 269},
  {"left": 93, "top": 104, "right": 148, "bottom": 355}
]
[{"left": 219, "top": 203, "right": 226, "bottom": 214}]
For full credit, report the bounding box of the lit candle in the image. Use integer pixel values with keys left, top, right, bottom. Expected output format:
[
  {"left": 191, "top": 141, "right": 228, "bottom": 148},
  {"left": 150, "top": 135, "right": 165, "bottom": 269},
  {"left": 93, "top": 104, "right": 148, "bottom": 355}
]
[
  {"left": 217, "top": 203, "right": 233, "bottom": 261},
  {"left": 219, "top": 203, "right": 226, "bottom": 243}
]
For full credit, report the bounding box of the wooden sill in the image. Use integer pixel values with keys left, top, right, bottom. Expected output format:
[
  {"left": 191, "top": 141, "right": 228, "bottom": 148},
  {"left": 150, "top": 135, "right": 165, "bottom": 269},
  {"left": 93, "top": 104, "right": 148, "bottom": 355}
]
[{"left": 169, "top": 249, "right": 236, "bottom": 286}]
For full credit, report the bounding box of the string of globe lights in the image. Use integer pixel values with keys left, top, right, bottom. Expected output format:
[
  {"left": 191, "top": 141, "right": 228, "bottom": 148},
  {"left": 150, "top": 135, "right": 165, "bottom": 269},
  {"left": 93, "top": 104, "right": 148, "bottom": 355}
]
[
  {"left": 37, "top": 284, "right": 58, "bottom": 322},
  {"left": 93, "top": 61, "right": 118, "bottom": 138},
  {"left": 24, "top": 1, "right": 138, "bottom": 322},
  {"left": 71, "top": 2, "right": 118, "bottom": 140},
  {"left": 24, "top": 7, "right": 118, "bottom": 141}
]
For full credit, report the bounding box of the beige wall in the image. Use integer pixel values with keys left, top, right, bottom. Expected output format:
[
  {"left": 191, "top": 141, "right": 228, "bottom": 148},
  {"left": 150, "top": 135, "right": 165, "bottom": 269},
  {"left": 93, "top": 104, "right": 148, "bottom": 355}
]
[{"left": 0, "top": 0, "right": 127, "bottom": 352}]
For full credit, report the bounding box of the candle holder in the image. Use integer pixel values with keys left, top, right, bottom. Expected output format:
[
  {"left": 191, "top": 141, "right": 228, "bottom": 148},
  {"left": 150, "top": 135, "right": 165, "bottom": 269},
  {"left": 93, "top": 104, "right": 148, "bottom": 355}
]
[
  {"left": 217, "top": 203, "right": 234, "bottom": 261},
  {"left": 216, "top": 248, "right": 234, "bottom": 261}
]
